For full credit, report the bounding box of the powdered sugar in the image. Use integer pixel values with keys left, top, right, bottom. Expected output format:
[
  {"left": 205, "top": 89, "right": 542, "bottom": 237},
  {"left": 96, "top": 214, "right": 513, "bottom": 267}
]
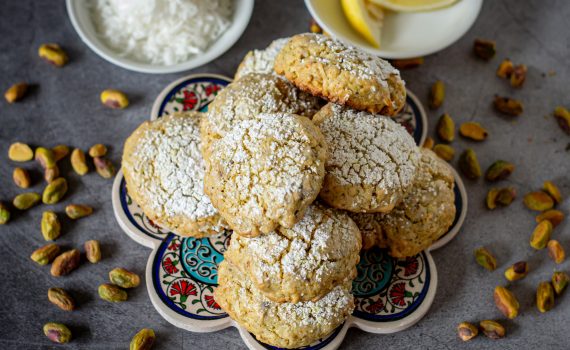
[
  {"left": 316, "top": 104, "right": 418, "bottom": 189},
  {"left": 125, "top": 114, "right": 218, "bottom": 222},
  {"left": 234, "top": 38, "right": 289, "bottom": 79},
  {"left": 205, "top": 112, "right": 327, "bottom": 235},
  {"left": 307, "top": 33, "right": 399, "bottom": 88}
]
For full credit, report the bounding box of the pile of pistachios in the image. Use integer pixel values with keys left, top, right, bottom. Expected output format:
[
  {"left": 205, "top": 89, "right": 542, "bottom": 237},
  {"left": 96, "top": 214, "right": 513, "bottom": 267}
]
[{"left": 392, "top": 37, "right": 569, "bottom": 342}]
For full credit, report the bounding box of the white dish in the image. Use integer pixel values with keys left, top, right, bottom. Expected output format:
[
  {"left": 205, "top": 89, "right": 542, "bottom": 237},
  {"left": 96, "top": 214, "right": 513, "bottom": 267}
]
[
  {"left": 305, "top": 0, "right": 483, "bottom": 59},
  {"left": 66, "top": 0, "right": 254, "bottom": 74}
]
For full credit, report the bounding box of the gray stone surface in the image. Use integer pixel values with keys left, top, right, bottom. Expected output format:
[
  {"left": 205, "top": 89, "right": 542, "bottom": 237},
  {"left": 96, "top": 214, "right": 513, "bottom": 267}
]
[{"left": 0, "top": 0, "right": 569, "bottom": 349}]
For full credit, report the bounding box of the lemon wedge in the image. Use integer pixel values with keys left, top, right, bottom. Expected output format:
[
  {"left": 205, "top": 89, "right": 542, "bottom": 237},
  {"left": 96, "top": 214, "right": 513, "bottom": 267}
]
[
  {"left": 369, "top": 0, "right": 457, "bottom": 12},
  {"left": 341, "top": 0, "right": 385, "bottom": 48}
]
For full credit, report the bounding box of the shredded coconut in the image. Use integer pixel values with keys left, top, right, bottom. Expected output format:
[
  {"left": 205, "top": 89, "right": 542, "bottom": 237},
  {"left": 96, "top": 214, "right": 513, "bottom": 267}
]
[{"left": 90, "top": 0, "right": 232, "bottom": 65}]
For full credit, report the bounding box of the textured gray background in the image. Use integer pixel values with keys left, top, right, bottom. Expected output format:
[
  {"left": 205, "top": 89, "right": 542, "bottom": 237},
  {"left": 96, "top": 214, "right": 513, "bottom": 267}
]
[{"left": 1, "top": 0, "right": 569, "bottom": 349}]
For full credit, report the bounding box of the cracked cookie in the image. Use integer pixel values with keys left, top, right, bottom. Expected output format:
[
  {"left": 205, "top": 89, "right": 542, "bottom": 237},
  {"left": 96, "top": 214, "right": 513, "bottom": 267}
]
[
  {"left": 350, "top": 149, "right": 456, "bottom": 257},
  {"left": 122, "top": 112, "right": 228, "bottom": 237},
  {"left": 215, "top": 260, "right": 354, "bottom": 349},
  {"left": 200, "top": 73, "right": 322, "bottom": 157},
  {"left": 234, "top": 37, "right": 289, "bottom": 79},
  {"left": 224, "top": 203, "right": 361, "bottom": 303},
  {"left": 274, "top": 33, "right": 406, "bottom": 115},
  {"left": 313, "top": 103, "right": 419, "bottom": 213},
  {"left": 204, "top": 113, "right": 327, "bottom": 237}
]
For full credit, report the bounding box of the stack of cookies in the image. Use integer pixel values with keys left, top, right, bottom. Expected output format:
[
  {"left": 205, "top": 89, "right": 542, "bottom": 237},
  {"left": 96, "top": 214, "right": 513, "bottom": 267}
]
[{"left": 121, "top": 33, "right": 456, "bottom": 348}]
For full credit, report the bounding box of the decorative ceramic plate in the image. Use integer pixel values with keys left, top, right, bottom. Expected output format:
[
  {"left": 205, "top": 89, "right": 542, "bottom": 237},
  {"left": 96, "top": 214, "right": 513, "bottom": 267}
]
[{"left": 112, "top": 74, "right": 467, "bottom": 350}]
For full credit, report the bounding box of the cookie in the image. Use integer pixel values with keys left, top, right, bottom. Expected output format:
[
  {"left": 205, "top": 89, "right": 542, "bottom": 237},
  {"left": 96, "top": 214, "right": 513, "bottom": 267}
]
[
  {"left": 204, "top": 113, "right": 327, "bottom": 237},
  {"left": 234, "top": 37, "right": 289, "bottom": 79},
  {"left": 224, "top": 203, "right": 361, "bottom": 303},
  {"left": 274, "top": 33, "right": 406, "bottom": 115},
  {"left": 215, "top": 261, "right": 354, "bottom": 349},
  {"left": 122, "top": 112, "right": 228, "bottom": 237},
  {"left": 313, "top": 103, "right": 419, "bottom": 213},
  {"left": 350, "top": 149, "right": 456, "bottom": 257},
  {"left": 200, "top": 73, "right": 322, "bottom": 157}
]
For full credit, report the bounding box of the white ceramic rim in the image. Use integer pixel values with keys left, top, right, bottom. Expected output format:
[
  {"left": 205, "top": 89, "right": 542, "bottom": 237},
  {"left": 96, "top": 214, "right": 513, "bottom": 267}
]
[
  {"left": 150, "top": 73, "right": 233, "bottom": 119},
  {"left": 304, "top": 0, "right": 483, "bottom": 59},
  {"left": 428, "top": 166, "right": 468, "bottom": 251},
  {"left": 66, "top": 0, "right": 254, "bottom": 74}
]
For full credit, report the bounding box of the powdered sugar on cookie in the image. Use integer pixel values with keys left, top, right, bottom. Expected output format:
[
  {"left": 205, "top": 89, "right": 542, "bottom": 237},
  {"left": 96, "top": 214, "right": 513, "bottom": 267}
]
[{"left": 234, "top": 37, "right": 289, "bottom": 79}]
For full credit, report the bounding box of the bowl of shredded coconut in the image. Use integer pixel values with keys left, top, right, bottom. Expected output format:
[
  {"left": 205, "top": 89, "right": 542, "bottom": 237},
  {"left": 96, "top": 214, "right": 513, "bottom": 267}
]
[{"left": 67, "top": 0, "right": 253, "bottom": 74}]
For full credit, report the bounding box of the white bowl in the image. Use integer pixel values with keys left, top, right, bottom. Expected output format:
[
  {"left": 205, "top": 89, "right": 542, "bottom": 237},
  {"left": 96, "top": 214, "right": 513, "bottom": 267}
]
[
  {"left": 305, "top": 0, "right": 483, "bottom": 59},
  {"left": 66, "top": 0, "right": 254, "bottom": 74}
]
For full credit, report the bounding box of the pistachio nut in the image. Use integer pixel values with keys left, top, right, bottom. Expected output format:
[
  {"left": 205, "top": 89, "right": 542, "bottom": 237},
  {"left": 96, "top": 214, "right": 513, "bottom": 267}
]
[
  {"left": 391, "top": 57, "right": 424, "bottom": 70},
  {"left": 433, "top": 144, "right": 455, "bottom": 162},
  {"left": 5, "top": 82, "right": 28, "bottom": 103},
  {"left": 98, "top": 283, "right": 128, "bottom": 302},
  {"left": 473, "top": 39, "right": 496, "bottom": 60},
  {"left": 43, "top": 322, "right": 71, "bottom": 344},
  {"left": 65, "top": 204, "right": 93, "bottom": 219},
  {"left": 48, "top": 288, "right": 75, "bottom": 311},
  {"left": 494, "top": 96, "right": 523, "bottom": 116},
  {"left": 510, "top": 64, "right": 527, "bottom": 88},
  {"left": 88, "top": 144, "right": 108, "bottom": 157},
  {"left": 530, "top": 220, "right": 553, "bottom": 250},
  {"left": 422, "top": 137, "right": 434, "bottom": 150},
  {"left": 523, "top": 191, "right": 554, "bottom": 211},
  {"left": 44, "top": 165, "right": 60, "bottom": 183},
  {"left": 474, "top": 247, "right": 497, "bottom": 271},
  {"left": 8, "top": 142, "right": 34, "bottom": 162},
  {"left": 552, "top": 271, "right": 569, "bottom": 295},
  {"left": 536, "top": 281, "right": 555, "bottom": 313},
  {"left": 35, "top": 147, "right": 56, "bottom": 169},
  {"left": 94, "top": 157, "right": 115, "bottom": 179},
  {"left": 38, "top": 43, "right": 68, "bottom": 67},
  {"left": 554, "top": 106, "right": 570, "bottom": 134},
  {"left": 41, "top": 211, "right": 61, "bottom": 241},
  {"left": 459, "top": 148, "right": 481, "bottom": 179},
  {"left": 494, "top": 286, "right": 519, "bottom": 319},
  {"left": 85, "top": 240, "right": 101, "bottom": 263},
  {"left": 536, "top": 209, "right": 564, "bottom": 228},
  {"left": 42, "top": 177, "right": 68, "bottom": 204},
  {"left": 429, "top": 80, "right": 445, "bottom": 109},
  {"left": 50, "top": 249, "right": 80, "bottom": 277},
  {"left": 496, "top": 59, "right": 514, "bottom": 78},
  {"left": 130, "top": 328, "right": 156, "bottom": 350},
  {"left": 13, "top": 192, "right": 41, "bottom": 210},
  {"left": 485, "top": 160, "right": 514, "bottom": 182},
  {"left": 495, "top": 187, "right": 516, "bottom": 207},
  {"left": 459, "top": 122, "right": 488, "bottom": 141},
  {"left": 13, "top": 167, "right": 31, "bottom": 188},
  {"left": 437, "top": 113, "right": 455, "bottom": 142},
  {"left": 71, "top": 148, "right": 89, "bottom": 175},
  {"left": 0, "top": 202, "right": 10, "bottom": 225},
  {"left": 309, "top": 19, "right": 322, "bottom": 34},
  {"left": 479, "top": 320, "right": 505, "bottom": 339},
  {"left": 486, "top": 188, "right": 499, "bottom": 210},
  {"left": 547, "top": 240, "right": 565, "bottom": 264},
  {"left": 30, "top": 243, "right": 60, "bottom": 265},
  {"left": 543, "top": 181, "right": 562, "bottom": 204},
  {"left": 52, "top": 144, "right": 70, "bottom": 162},
  {"left": 109, "top": 267, "right": 141, "bottom": 289},
  {"left": 457, "top": 322, "right": 478, "bottom": 342},
  {"left": 504, "top": 261, "right": 528, "bottom": 282},
  {"left": 100, "top": 89, "right": 129, "bottom": 109}
]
